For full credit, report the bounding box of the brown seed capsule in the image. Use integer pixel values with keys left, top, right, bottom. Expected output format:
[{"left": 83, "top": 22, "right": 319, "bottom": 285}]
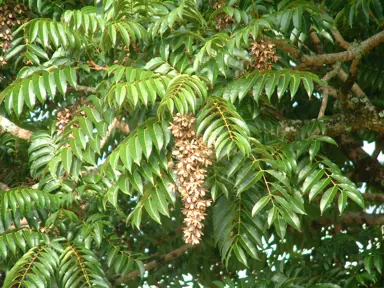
[
  {"left": 170, "top": 114, "right": 214, "bottom": 245},
  {"left": 250, "top": 39, "right": 279, "bottom": 70}
]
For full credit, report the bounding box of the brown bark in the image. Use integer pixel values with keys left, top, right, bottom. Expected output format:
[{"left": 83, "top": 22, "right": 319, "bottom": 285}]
[
  {"left": 100, "top": 118, "right": 130, "bottom": 148},
  {"left": 340, "top": 58, "right": 361, "bottom": 101},
  {"left": 340, "top": 212, "right": 384, "bottom": 225},
  {"left": 0, "top": 115, "right": 32, "bottom": 141},
  {"left": 330, "top": 29, "right": 350, "bottom": 50},
  {"left": 269, "top": 30, "right": 384, "bottom": 69},
  {"left": 0, "top": 182, "right": 10, "bottom": 191},
  {"left": 339, "top": 134, "right": 384, "bottom": 190}
]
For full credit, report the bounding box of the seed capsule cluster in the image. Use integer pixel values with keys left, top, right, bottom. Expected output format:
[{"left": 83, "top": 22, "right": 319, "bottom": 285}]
[
  {"left": 169, "top": 114, "right": 213, "bottom": 245},
  {"left": 213, "top": 1, "right": 235, "bottom": 30},
  {"left": 0, "top": 3, "right": 29, "bottom": 64},
  {"left": 55, "top": 100, "right": 91, "bottom": 134},
  {"left": 250, "top": 40, "right": 279, "bottom": 70}
]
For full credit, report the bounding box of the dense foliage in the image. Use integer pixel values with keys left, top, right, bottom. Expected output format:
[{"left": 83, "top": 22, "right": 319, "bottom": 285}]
[{"left": 1, "top": 0, "right": 384, "bottom": 287}]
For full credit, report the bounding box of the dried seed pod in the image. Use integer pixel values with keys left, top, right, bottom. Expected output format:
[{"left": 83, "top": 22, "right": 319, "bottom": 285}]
[
  {"left": 250, "top": 39, "right": 280, "bottom": 70},
  {"left": 170, "top": 114, "right": 213, "bottom": 245},
  {"left": 0, "top": 3, "right": 30, "bottom": 61},
  {"left": 213, "top": 0, "right": 235, "bottom": 30}
]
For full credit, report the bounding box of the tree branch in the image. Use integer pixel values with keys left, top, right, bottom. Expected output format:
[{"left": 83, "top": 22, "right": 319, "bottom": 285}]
[
  {"left": 298, "top": 30, "right": 384, "bottom": 68},
  {"left": 263, "top": 36, "right": 303, "bottom": 59},
  {"left": 309, "top": 31, "right": 324, "bottom": 54},
  {"left": 341, "top": 212, "right": 384, "bottom": 225},
  {"left": 330, "top": 29, "right": 350, "bottom": 50},
  {"left": 116, "top": 244, "right": 194, "bottom": 284},
  {"left": 317, "top": 64, "right": 341, "bottom": 118},
  {"left": 0, "top": 115, "right": 32, "bottom": 141},
  {"left": 363, "top": 193, "right": 384, "bottom": 203},
  {"left": 0, "top": 182, "right": 10, "bottom": 191},
  {"left": 268, "top": 30, "right": 384, "bottom": 69},
  {"left": 317, "top": 87, "right": 328, "bottom": 119},
  {"left": 68, "top": 85, "right": 97, "bottom": 94},
  {"left": 315, "top": 212, "right": 384, "bottom": 226},
  {"left": 339, "top": 134, "right": 384, "bottom": 190},
  {"left": 100, "top": 118, "right": 130, "bottom": 148},
  {"left": 340, "top": 58, "right": 361, "bottom": 101},
  {"left": 281, "top": 101, "right": 383, "bottom": 140}
]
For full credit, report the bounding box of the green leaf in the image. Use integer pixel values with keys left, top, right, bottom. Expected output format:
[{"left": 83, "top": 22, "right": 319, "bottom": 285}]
[
  {"left": 28, "top": 44, "right": 49, "bottom": 60},
  {"left": 293, "top": 6, "right": 302, "bottom": 29},
  {"left": 289, "top": 74, "right": 301, "bottom": 98},
  {"left": 277, "top": 73, "right": 290, "bottom": 99},
  {"left": 152, "top": 187, "right": 169, "bottom": 217},
  {"left": 364, "top": 255, "right": 372, "bottom": 274},
  {"left": 303, "top": 170, "right": 325, "bottom": 193},
  {"left": 252, "top": 195, "right": 270, "bottom": 216},
  {"left": 338, "top": 191, "right": 347, "bottom": 214},
  {"left": 264, "top": 72, "right": 279, "bottom": 99},
  {"left": 233, "top": 244, "right": 248, "bottom": 267},
  {"left": 14, "top": 87, "right": 24, "bottom": 116},
  {"left": 138, "top": 128, "right": 152, "bottom": 159},
  {"left": 227, "top": 154, "right": 244, "bottom": 177},
  {"left": 144, "top": 198, "right": 161, "bottom": 224},
  {"left": 302, "top": 76, "right": 314, "bottom": 97},
  {"left": 309, "top": 177, "right": 331, "bottom": 202},
  {"left": 23, "top": 80, "right": 36, "bottom": 109},
  {"left": 267, "top": 206, "right": 277, "bottom": 227},
  {"left": 320, "top": 186, "right": 338, "bottom": 214},
  {"left": 61, "top": 148, "right": 73, "bottom": 174},
  {"left": 345, "top": 189, "right": 365, "bottom": 209},
  {"left": 54, "top": 69, "right": 67, "bottom": 95},
  {"left": 274, "top": 215, "right": 287, "bottom": 239},
  {"left": 309, "top": 140, "right": 320, "bottom": 161},
  {"left": 374, "top": 254, "right": 383, "bottom": 274}
]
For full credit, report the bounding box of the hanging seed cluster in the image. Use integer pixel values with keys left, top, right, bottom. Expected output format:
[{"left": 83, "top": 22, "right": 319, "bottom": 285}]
[
  {"left": 170, "top": 114, "right": 213, "bottom": 245},
  {"left": 0, "top": 3, "right": 29, "bottom": 59},
  {"left": 250, "top": 40, "right": 279, "bottom": 70},
  {"left": 55, "top": 101, "right": 90, "bottom": 134},
  {"left": 213, "top": 1, "right": 235, "bottom": 30}
]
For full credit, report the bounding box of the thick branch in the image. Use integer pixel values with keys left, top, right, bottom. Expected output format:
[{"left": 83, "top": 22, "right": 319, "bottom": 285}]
[
  {"left": 116, "top": 244, "right": 193, "bottom": 284},
  {"left": 341, "top": 212, "right": 384, "bottom": 225},
  {"left": 363, "top": 193, "right": 384, "bottom": 203},
  {"left": 281, "top": 103, "right": 383, "bottom": 139},
  {"left": 316, "top": 212, "right": 384, "bottom": 226},
  {"left": 330, "top": 29, "right": 350, "bottom": 50},
  {"left": 270, "top": 30, "right": 384, "bottom": 69},
  {"left": 300, "top": 30, "right": 384, "bottom": 68},
  {"left": 0, "top": 115, "right": 32, "bottom": 141},
  {"left": 263, "top": 36, "right": 303, "bottom": 59}
]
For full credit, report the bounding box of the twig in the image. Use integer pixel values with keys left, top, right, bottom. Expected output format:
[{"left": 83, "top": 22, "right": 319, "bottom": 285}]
[
  {"left": 116, "top": 244, "right": 194, "bottom": 283},
  {"left": 87, "top": 60, "right": 108, "bottom": 71},
  {"left": 317, "top": 63, "right": 341, "bottom": 119},
  {"left": 340, "top": 58, "right": 361, "bottom": 101},
  {"left": 100, "top": 118, "right": 130, "bottom": 148},
  {"left": 317, "top": 87, "right": 328, "bottom": 119},
  {"left": 372, "top": 137, "right": 382, "bottom": 159}
]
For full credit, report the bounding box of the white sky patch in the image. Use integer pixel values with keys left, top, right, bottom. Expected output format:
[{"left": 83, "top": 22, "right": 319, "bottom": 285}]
[{"left": 362, "top": 140, "right": 384, "bottom": 163}]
